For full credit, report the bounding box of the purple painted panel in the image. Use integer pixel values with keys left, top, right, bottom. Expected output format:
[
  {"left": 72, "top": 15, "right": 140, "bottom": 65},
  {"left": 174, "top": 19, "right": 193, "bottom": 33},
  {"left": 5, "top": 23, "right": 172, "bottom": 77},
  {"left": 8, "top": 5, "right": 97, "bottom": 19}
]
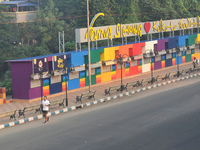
[
  {"left": 29, "top": 87, "right": 41, "bottom": 99},
  {"left": 157, "top": 39, "right": 169, "bottom": 51},
  {"left": 154, "top": 44, "right": 158, "bottom": 52},
  {"left": 47, "top": 56, "right": 53, "bottom": 62},
  {"left": 154, "top": 61, "right": 162, "bottom": 70},
  {"left": 11, "top": 62, "right": 32, "bottom": 100}
]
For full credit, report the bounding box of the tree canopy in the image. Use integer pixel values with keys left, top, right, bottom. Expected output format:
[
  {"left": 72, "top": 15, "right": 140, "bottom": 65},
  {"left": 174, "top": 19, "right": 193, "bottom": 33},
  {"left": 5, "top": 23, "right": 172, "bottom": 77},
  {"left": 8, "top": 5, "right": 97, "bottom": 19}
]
[{"left": 0, "top": 0, "right": 200, "bottom": 94}]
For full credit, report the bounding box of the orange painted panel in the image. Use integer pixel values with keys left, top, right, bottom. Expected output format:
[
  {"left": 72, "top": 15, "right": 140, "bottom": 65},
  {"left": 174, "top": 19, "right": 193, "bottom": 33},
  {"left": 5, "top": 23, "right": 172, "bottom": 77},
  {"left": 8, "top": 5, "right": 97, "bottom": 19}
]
[
  {"left": 162, "top": 61, "right": 165, "bottom": 68},
  {"left": 172, "top": 58, "right": 176, "bottom": 65},
  {"left": 119, "top": 44, "right": 132, "bottom": 56},
  {"left": 116, "top": 68, "right": 126, "bottom": 79},
  {"left": 182, "top": 56, "right": 186, "bottom": 63}
]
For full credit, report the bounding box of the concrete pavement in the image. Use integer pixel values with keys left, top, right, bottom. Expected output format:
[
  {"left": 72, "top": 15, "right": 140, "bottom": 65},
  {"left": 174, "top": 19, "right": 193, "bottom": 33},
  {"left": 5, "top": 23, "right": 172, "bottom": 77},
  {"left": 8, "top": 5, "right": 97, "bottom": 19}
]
[
  {"left": 0, "top": 62, "right": 197, "bottom": 126},
  {"left": 1, "top": 76, "right": 200, "bottom": 150}
]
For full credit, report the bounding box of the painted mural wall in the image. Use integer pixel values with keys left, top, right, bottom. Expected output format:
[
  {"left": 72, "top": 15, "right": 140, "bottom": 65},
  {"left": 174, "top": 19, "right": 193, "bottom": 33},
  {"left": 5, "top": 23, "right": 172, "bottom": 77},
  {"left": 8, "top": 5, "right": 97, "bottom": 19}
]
[{"left": 10, "top": 33, "right": 200, "bottom": 100}]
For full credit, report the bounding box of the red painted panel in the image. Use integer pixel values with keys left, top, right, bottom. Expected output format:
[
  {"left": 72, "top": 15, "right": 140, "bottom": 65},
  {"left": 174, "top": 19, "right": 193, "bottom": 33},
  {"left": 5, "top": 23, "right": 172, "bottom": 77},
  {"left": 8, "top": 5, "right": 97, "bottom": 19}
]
[
  {"left": 80, "top": 81, "right": 85, "bottom": 87},
  {"left": 129, "top": 66, "right": 138, "bottom": 75},
  {"left": 96, "top": 77, "right": 101, "bottom": 83},
  {"left": 130, "top": 43, "right": 145, "bottom": 56}
]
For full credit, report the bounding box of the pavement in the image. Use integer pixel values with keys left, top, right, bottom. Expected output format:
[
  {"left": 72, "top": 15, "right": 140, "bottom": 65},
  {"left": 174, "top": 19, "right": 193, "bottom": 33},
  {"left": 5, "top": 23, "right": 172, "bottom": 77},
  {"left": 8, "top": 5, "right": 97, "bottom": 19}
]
[
  {"left": 1, "top": 76, "right": 200, "bottom": 150},
  {"left": 0, "top": 62, "right": 198, "bottom": 127}
]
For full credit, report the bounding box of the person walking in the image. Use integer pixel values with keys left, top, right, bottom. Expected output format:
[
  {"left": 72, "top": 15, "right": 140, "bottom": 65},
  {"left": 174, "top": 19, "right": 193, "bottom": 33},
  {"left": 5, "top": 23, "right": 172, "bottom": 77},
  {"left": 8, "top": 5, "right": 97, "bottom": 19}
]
[
  {"left": 193, "top": 57, "right": 199, "bottom": 69},
  {"left": 42, "top": 96, "right": 50, "bottom": 123}
]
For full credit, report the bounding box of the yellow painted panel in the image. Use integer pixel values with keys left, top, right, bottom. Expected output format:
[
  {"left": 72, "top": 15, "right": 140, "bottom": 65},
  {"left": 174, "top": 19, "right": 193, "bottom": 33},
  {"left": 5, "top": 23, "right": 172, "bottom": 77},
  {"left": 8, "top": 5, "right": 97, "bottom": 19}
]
[
  {"left": 96, "top": 75, "right": 101, "bottom": 78},
  {"left": 125, "top": 68, "right": 129, "bottom": 72},
  {"left": 101, "top": 46, "right": 119, "bottom": 61},
  {"left": 100, "top": 52, "right": 104, "bottom": 61},
  {"left": 80, "top": 78, "right": 85, "bottom": 82},
  {"left": 0, "top": 94, "right": 3, "bottom": 98},
  {"left": 62, "top": 82, "right": 68, "bottom": 86},
  {"left": 195, "top": 34, "right": 200, "bottom": 43},
  {"left": 101, "top": 72, "right": 111, "bottom": 82},
  {"left": 142, "top": 63, "right": 150, "bottom": 73},
  {"left": 43, "top": 86, "right": 49, "bottom": 90},
  {"left": 111, "top": 71, "right": 116, "bottom": 75},
  {"left": 0, "top": 99, "right": 3, "bottom": 105},
  {"left": 192, "top": 52, "right": 200, "bottom": 59}
]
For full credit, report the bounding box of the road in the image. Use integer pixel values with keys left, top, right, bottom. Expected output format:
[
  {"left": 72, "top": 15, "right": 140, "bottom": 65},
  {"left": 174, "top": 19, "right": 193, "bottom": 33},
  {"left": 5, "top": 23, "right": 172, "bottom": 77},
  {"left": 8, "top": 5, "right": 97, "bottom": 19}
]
[{"left": 0, "top": 77, "right": 200, "bottom": 150}]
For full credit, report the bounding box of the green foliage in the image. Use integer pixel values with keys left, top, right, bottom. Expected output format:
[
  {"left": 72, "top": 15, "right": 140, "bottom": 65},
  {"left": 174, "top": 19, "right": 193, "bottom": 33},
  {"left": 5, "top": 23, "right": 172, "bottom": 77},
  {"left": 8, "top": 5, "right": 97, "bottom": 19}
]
[
  {"left": 1, "top": 71, "right": 12, "bottom": 95},
  {"left": 0, "top": 0, "right": 200, "bottom": 95}
]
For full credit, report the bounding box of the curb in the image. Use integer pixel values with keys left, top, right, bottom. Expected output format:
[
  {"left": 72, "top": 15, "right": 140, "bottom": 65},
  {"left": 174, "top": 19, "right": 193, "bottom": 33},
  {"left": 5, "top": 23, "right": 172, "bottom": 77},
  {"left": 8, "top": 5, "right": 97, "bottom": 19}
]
[{"left": 1, "top": 73, "right": 199, "bottom": 130}]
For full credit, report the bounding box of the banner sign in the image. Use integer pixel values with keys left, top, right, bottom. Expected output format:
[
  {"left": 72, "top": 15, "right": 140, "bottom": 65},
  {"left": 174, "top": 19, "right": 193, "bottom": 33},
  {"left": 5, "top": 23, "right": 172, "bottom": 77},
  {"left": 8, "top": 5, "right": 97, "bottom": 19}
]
[
  {"left": 53, "top": 55, "right": 67, "bottom": 70},
  {"left": 75, "top": 16, "right": 200, "bottom": 43},
  {"left": 33, "top": 58, "right": 48, "bottom": 74}
]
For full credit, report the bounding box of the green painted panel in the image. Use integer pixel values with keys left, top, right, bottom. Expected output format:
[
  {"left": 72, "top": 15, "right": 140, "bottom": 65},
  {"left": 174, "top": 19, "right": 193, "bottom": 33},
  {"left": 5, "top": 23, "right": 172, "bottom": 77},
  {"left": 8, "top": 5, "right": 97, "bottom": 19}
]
[
  {"left": 188, "top": 34, "right": 197, "bottom": 46},
  {"left": 85, "top": 75, "right": 96, "bottom": 86},
  {"left": 85, "top": 49, "right": 104, "bottom": 64},
  {"left": 91, "top": 75, "right": 96, "bottom": 85},
  {"left": 44, "top": 83, "right": 49, "bottom": 86},
  {"left": 91, "top": 49, "right": 104, "bottom": 64},
  {"left": 85, "top": 76, "right": 89, "bottom": 86},
  {"left": 185, "top": 54, "right": 192, "bottom": 62}
]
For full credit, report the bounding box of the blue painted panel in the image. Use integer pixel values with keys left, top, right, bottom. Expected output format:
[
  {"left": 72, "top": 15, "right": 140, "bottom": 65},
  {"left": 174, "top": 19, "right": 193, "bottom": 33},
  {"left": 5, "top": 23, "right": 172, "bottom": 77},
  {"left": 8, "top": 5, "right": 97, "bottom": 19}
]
[
  {"left": 168, "top": 37, "right": 178, "bottom": 49},
  {"left": 80, "top": 71, "right": 86, "bottom": 78},
  {"left": 172, "top": 53, "right": 177, "bottom": 58},
  {"left": 182, "top": 51, "right": 186, "bottom": 56},
  {"left": 176, "top": 56, "right": 182, "bottom": 64},
  {"left": 68, "top": 78, "right": 80, "bottom": 90},
  {"left": 192, "top": 49, "right": 195, "bottom": 54},
  {"left": 44, "top": 78, "right": 49, "bottom": 84},
  {"left": 62, "top": 75, "right": 68, "bottom": 82},
  {"left": 151, "top": 57, "right": 155, "bottom": 63},
  {"left": 50, "top": 82, "right": 62, "bottom": 95},
  {"left": 162, "top": 55, "right": 166, "bottom": 60},
  {"left": 178, "top": 35, "right": 188, "bottom": 47},
  {"left": 96, "top": 67, "right": 101, "bottom": 74},
  {"left": 70, "top": 51, "right": 88, "bottom": 66},
  {"left": 139, "top": 59, "right": 142, "bottom": 65},
  {"left": 126, "top": 62, "right": 129, "bottom": 68},
  {"left": 112, "top": 65, "right": 116, "bottom": 71},
  {"left": 165, "top": 58, "right": 172, "bottom": 67}
]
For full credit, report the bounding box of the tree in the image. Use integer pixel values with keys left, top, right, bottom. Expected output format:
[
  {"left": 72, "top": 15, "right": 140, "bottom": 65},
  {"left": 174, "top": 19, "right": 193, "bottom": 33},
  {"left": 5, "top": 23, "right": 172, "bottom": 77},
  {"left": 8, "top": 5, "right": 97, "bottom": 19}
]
[{"left": 37, "top": 0, "right": 65, "bottom": 53}]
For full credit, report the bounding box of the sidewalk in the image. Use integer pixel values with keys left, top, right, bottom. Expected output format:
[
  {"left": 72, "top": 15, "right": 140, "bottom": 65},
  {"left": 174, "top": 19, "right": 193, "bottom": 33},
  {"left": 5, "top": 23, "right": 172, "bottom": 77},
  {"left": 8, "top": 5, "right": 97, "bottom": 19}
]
[{"left": 0, "top": 62, "right": 195, "bottom": 125}]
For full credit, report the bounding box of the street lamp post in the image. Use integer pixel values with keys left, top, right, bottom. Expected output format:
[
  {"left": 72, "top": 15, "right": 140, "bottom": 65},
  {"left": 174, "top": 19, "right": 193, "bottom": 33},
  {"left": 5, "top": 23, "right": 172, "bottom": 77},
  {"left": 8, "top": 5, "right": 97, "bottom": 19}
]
[
  {"left": 115, "top": 54, "right": 130, "bottom": 91},
  {"left": 175, "top": 46, "right": 181, "bottom": 77},
  {"left": 63, "top": 64, "right": 74, "bottom": 107},
  {"left": 87, "top": 0, "right": 92, "bottom": 92},
  {"left": 38, "top": 67, "right": 43, "bottom": 102},
  {"left": 145, "top": 49, "right": 154, "bottom": 84}
]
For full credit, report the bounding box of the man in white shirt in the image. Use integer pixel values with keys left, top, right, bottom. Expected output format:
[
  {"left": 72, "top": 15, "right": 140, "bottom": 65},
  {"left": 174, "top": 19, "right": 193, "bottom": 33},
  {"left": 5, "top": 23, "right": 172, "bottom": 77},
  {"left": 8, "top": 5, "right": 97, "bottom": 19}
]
[
  {"left": 42, "top": 96, "right": 50, "bottom": 123},
  {"left": 193, "top": 57, "right": 199, "bottom": 69}
]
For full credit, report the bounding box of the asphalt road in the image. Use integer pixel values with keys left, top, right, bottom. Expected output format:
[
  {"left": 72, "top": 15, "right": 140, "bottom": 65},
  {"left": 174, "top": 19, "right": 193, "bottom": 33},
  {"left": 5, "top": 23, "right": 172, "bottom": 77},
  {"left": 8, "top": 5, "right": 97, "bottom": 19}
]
[{"left": 0, "top": 77, "right": 200, "bottom": 150}]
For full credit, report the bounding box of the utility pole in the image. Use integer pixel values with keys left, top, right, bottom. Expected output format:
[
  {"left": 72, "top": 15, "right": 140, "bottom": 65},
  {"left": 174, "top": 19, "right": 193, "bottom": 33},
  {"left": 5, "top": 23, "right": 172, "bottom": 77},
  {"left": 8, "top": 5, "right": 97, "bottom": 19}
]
[{"left": 87, "top": 0, "right": 91, "bottom": 92}]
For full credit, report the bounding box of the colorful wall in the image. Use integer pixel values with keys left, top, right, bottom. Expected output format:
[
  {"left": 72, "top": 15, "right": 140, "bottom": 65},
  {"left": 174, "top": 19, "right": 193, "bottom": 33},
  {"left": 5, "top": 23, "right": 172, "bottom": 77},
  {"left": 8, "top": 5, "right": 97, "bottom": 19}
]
[{"left": 7, "top": 33, "right": 200, "bottom": 100}]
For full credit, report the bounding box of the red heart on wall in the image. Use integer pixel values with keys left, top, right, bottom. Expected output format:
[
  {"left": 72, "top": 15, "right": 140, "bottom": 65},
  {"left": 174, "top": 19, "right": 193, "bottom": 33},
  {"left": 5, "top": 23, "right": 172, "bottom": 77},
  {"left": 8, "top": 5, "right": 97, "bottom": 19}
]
[{"left": 144, "top": 22, "right": 151, "bottom": 34}]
